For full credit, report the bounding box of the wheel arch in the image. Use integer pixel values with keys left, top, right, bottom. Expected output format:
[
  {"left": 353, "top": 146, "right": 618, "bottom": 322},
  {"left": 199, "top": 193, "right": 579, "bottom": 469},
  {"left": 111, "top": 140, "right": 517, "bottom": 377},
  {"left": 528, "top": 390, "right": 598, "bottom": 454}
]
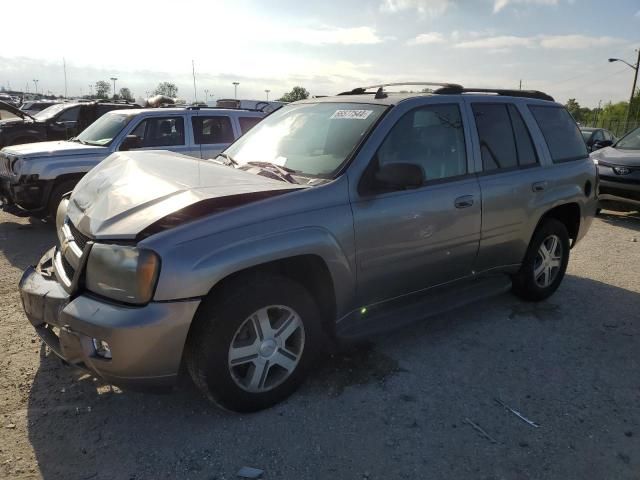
[
  {"left": 535, "top": 202, "right": 581, "bottom": 246},
  {"left": 197, "top": 254, "right": 338, "bottom": 339}
]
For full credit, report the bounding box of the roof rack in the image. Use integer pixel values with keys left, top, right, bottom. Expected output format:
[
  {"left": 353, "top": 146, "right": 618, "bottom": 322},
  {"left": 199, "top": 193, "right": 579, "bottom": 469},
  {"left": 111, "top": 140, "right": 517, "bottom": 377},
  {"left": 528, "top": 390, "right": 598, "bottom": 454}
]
[
  {"left": 338, "top": 82, "right": 554, "bottom": 102},
  {"left": 433, "top": 86, "right": 554, "bottom": 102},
  {"left": 338, "top": 82, "right": 462, "bottom": 97}
]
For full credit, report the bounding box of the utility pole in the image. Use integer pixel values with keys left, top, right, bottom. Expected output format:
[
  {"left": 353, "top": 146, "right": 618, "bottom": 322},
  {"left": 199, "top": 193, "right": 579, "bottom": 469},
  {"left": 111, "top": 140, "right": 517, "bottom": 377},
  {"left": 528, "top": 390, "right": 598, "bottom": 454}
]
[
  {"left": 265, "top": 89, "right": 270, "bottom": 101},
  {"left": 89, "top": 84, "right": 93, "bottom": 97},
  {"left": 233, "top": 82, "right": 240, "bottom": 99},
  {"left": 627, "top": 48, "right": 640, "bottom": 131},
  {"left": 608, "top": 50, "right": 640, "bottom": 133},
  {"left": 110, "top": 77, "right": 118, "bottom": 99},
  {"left": 519, "top": 79, "right": 522, "bottom": 90},
  {"left": 192, "top": 59, "right": 198, "bottom": 103},
  {"left": 32, "top": 79, "right": 39, "bottom": 95},
  {"left": 63, "top": 57, "right": 68, "bottom": 98}
]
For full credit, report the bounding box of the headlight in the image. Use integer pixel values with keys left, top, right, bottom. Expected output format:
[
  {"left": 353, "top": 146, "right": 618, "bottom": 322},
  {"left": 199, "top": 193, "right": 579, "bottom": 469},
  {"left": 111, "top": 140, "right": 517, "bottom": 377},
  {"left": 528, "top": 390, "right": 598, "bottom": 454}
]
[
  {"left": 86, "top": 244, "right": 160, "bottom": 305},
  {"left": 56, "top": 196, "right": 69, "bottom": 246},
  {"left": 592, "top": 158, "right": 598, "bottom": 165},
  {"left": 11, "top": 158, "right": 23, "bottom": 175}
]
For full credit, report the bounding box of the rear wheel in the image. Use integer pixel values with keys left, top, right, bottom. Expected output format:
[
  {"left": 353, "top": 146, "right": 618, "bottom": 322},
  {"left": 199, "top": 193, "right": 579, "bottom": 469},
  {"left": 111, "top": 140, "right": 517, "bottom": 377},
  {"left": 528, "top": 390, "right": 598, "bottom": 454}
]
[
  {"left": 512, "top": 218, "right": 570, "bottom": 301},
  {"left": 185, "top": 273, "right": 325, "bottom": 412}
]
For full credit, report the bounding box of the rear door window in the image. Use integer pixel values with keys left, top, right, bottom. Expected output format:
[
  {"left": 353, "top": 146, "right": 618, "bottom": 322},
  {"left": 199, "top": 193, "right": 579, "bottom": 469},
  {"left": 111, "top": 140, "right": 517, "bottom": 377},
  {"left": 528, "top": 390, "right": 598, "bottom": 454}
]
[
  {"left": 239, "top": 116, "right": 262, "bottom": 134},
  {"left": 507, "top": 104, "right": 538, "bottom": 166},
  {"left": 192, "top": 116, "right": 234, "bottom": 144},
  {"left": 528, "top": 105, "right": 588, "bottom": 162},
  {"left": 472, "top": 104, "right": 518, "bottom": 171},
  {"left": 57, "top": 106, "right": 80, "bottom": 122}
]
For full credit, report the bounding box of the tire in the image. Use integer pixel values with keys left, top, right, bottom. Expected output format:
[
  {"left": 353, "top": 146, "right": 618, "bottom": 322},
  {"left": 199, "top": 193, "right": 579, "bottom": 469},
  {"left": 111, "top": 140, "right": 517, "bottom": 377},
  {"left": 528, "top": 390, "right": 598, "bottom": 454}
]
[
  {"left": 512, "top": 218, "right": 570, "bottom": 302},
  {"left": 185, "top": 273, "right": 325, "bottom": 412},
  {"left": 47, "top": 180, "right": 78, "bottom": 220}
]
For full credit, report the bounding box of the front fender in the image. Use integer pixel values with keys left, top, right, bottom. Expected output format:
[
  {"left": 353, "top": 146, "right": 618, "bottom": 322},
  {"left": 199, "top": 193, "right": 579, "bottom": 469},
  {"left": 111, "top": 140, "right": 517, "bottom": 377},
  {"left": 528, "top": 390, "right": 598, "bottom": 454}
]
[{"left": 149, "top": 225, "right": 355, "bottom": 319}]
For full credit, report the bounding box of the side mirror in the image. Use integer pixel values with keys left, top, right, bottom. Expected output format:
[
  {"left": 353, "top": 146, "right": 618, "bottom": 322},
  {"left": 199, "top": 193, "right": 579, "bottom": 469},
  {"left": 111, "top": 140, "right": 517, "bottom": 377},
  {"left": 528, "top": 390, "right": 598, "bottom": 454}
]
[
  {"left": 592, "top": 140, "right": 613, "bottom": 151},
  {"left": 120, "top": 135, "right": 142, "bottom": 151},
  {"left": 375, "top": 162, "right": 424, "bottom": 189}
]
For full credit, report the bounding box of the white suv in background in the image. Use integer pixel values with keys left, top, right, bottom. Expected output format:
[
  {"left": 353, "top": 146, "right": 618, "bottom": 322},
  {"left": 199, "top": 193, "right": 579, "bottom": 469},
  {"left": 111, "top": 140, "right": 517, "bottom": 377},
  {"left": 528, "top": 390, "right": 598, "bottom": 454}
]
[{"left": 0, "top": 106, "right": 266, "bottom": 217}]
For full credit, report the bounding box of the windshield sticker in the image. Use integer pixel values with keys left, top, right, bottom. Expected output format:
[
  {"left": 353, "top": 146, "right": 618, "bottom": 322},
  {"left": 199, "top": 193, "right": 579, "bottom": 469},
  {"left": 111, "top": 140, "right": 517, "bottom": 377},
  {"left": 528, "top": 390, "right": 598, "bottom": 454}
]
[{"left": 330, "top": 109, "right": 373, "bottom": 120}]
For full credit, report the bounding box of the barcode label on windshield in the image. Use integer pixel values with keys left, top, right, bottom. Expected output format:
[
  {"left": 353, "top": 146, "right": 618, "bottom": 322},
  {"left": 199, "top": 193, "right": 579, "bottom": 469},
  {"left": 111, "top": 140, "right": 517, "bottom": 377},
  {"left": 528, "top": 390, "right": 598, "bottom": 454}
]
[{"left": 330, "top": 109, "right": 373, "bottom": 120}]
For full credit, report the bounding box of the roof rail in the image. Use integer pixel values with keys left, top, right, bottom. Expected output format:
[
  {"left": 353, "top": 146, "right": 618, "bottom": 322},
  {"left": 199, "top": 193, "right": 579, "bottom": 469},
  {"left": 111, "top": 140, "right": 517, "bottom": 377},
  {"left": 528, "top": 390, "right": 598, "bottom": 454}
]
[
  {"left": 338, "top": 82, "right": 463, "bottom": 96},
  {"left": 434, "top": 86, "right": 554, "bottom": 102}
]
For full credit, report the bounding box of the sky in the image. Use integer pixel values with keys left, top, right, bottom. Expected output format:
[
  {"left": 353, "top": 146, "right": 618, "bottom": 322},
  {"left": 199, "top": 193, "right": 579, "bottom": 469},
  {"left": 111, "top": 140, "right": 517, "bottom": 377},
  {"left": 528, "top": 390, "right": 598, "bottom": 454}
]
[{"left": 1, "top": 0, "right": 639, "bottom": 107}]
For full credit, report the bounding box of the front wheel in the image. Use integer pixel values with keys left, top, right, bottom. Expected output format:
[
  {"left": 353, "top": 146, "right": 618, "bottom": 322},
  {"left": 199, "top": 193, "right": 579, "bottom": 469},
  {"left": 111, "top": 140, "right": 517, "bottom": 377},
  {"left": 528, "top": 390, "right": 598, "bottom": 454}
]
[
  {"left": 512, "top": 218, "right": 570, "bottom": 301},
  {"left": 185, "top": 274, "right": 325, "bottom": 412}
]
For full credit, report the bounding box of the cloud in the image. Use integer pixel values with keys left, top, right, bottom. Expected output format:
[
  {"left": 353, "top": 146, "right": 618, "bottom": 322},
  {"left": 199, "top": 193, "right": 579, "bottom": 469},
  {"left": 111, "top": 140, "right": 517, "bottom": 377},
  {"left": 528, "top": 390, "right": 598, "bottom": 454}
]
[
  {"left": 454, "top": 34, "right": 628, "bottom": 50},
  {"left": 380, "top": 0, "right": 453, "bottom": 16},
  {"left": 291, "top": 26, "right": 384, "bottom": 46},
  {"left": 407, "top": 32, "right": 446, "bottom": 45},
  {"left": 454, "top": 35, "right": 536, "bottom": 49},
  {"left": 539, "top": 35, "right": 627, "bottom": 49},
  {"left": 493, "top": 0, "right": 559, "bottom": 13}
]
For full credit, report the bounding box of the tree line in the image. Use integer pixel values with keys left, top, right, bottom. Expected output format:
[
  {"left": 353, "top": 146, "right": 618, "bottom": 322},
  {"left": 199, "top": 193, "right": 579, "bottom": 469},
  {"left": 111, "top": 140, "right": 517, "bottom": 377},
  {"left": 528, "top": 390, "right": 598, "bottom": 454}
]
[{"left": 565, "top": 89, "right": 640, "bottom": 135}]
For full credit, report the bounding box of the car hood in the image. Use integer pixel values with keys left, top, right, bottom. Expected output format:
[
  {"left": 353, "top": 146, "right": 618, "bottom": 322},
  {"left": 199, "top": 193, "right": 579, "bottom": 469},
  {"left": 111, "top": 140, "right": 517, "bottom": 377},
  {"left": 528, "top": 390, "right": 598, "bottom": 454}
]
[
  {"left": 592, "top": 146, "right": 640, "bottom": 167},
  {"left": 67, "top": 151, "right": 303, "bottom": 239},
  {"left": 0, "top": 100, "right": 35, "bottom": 121},
  {"left": 3, "top": 140, "right": 107, "bottom": 158}
]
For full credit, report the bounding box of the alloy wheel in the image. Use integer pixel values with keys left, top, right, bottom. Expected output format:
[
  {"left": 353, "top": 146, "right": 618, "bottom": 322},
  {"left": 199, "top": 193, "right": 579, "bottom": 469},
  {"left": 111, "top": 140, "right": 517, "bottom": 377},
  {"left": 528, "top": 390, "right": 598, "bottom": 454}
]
[{"left": 228, "top": 305, "right": 305, "bottom": 393}]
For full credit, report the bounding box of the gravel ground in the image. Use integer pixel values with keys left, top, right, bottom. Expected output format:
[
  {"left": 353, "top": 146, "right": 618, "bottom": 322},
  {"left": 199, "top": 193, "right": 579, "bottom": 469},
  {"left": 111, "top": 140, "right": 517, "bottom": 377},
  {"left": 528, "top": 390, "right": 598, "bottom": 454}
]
[{"left": 1, "top": 208, "right": 639, "bottom": 480}]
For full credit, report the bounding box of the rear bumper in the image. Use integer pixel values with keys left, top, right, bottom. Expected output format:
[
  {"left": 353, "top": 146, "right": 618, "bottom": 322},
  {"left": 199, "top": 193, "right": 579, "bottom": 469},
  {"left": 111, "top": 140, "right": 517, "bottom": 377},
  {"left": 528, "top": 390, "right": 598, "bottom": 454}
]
[{"left": 19, "top": 248, "right": 201, "bottom": 390}]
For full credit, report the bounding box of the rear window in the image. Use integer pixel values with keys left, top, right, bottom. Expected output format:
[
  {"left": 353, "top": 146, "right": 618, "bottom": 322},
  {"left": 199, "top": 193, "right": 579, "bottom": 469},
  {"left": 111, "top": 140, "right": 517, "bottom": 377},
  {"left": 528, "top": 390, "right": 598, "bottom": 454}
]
[{"left": 529, "top": 106, "right": 587, "bottom": 163}]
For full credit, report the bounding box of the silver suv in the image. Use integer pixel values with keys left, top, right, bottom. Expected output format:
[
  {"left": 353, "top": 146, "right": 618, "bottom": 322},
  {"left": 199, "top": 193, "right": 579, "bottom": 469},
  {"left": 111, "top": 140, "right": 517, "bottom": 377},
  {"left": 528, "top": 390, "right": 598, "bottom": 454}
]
[
  {"left": 19, "top": 83, "right": 597, "bottom": 412},
  {"left": 0, "top": 106, "right": 265, "bottom": 217}
]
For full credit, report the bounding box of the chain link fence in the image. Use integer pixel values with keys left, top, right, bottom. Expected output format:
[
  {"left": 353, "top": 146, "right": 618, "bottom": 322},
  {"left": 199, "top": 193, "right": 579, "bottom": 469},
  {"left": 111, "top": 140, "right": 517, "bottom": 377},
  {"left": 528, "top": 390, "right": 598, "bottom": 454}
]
[{"left": 580, "top": 119, "right": 639, "bottom": 138}]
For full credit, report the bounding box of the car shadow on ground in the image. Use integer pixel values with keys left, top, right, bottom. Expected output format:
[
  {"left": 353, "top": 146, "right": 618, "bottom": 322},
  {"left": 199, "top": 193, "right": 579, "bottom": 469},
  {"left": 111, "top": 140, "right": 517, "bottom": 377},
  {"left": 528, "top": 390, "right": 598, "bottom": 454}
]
[
  {"left": 597, "top": 210, "right": 640, "bottom": 233},
  {"left": 24, "top": 274, "right": 640, "bottom": 480},
  {"left": 0, "top": 216, "right": 55, "bottom": 271}
]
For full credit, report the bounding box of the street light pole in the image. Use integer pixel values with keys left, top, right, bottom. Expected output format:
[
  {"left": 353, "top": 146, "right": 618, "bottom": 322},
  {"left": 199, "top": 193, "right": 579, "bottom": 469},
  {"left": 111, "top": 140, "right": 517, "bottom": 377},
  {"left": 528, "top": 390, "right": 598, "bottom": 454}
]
[
  {"left": 89, "top": 84, "right": 93, "bottom": 98},
  {"left": 32, "top": 79, "right": 39, "bottom": 95},
  {"left": 609, "top": 49, "right": 640, "bottom": 133},
  {"left": 232, "top": 82, "right": 240, "bottom": 100},
  {"left": 265, "top": 89, "right": 270, "bottom": 101},
  {"left": 110, "top": 77, "right": 118, "bottom": 99}
]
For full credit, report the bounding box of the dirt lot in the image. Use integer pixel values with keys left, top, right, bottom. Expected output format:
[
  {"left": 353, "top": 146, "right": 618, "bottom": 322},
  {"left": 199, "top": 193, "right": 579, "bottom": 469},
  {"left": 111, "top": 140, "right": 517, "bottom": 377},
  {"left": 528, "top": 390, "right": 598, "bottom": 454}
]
[{"left": 1, "top": 209, "right": 639, "bottom": 480}]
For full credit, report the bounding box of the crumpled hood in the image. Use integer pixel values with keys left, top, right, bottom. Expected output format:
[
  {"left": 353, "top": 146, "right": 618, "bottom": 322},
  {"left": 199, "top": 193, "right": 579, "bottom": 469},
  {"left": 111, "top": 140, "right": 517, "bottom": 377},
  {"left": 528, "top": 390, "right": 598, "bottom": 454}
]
[
  {"left": 3, "top": 140, "right": 106, "bottom": 158},
  {"left": 67, "top": 150, "right": 303, "bottom": 239},
  {"left": 592, "top": 146, "right": 640, "bottom": 167}
]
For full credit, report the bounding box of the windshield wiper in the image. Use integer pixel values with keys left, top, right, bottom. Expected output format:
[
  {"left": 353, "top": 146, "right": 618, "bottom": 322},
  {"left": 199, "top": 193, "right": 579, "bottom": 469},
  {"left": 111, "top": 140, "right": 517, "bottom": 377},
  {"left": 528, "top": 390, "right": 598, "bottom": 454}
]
[
  {"left": 245, "top": 161, "right": 302, "bottom": 184},
  {"left": 216, "top": 153, "right": 239, "bottom": 167},
  {"left": 70, "top": 137, "right": 87, "bottom": 145}
]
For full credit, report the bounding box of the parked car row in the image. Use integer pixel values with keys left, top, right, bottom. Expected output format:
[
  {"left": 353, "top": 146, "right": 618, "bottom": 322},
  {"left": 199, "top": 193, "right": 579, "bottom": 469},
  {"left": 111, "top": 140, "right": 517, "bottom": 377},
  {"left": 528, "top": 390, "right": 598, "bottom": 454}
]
[
  {"left": 0, "top": 105, "right": 265, "bottom": 216},
  {"left": 15, "top": 84, "right": 598, "bottom": 412}
]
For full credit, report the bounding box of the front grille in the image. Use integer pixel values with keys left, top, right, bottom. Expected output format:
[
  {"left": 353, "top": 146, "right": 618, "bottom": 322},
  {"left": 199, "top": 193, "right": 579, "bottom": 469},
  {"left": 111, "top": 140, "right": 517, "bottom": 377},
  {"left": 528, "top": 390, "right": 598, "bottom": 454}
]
[
  {"left": 0, "top": 154, "right": 11, "bottom": 177},
  {"left": 60, "top": 254, "right": 75, "bottom": 281},
  {"left": 67, "top": 221, "right": 90, "bottom": 251}
]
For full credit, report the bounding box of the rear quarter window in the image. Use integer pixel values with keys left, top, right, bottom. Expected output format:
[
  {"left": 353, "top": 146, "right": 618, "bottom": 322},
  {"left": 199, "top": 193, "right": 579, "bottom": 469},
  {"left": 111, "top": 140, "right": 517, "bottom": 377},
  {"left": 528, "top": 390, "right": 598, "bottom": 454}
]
[{"left": 528, "top": 105, "right": 588, "bottom": 163}]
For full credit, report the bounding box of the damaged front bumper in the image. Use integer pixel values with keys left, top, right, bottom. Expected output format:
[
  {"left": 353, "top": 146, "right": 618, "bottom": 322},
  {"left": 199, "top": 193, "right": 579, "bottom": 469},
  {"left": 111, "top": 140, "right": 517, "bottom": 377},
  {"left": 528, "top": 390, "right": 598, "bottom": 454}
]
[
  {"left": 0, "top": 177, "right": 45, "bottom": 212},
  {"left": 19, "top": 247, "right": 201, "bottom": 390}
]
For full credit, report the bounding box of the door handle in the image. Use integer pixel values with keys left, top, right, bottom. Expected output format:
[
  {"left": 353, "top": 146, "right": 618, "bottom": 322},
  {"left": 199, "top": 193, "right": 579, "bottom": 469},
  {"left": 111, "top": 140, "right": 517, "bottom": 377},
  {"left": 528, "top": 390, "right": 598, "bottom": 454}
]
[
  {"left": 454, "top": 195, "right": 474, "bottom": 209},
  {"left": 532, "top": 181, "right": 547, "bottom": 192}
]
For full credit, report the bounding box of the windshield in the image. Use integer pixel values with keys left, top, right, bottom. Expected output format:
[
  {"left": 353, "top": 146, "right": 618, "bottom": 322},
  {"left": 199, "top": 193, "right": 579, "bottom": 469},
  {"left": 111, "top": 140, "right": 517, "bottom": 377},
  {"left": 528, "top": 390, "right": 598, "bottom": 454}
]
[
  {"left": 581, "top": 130, "right": 593, "bottom": 142},
  {"left": 76, "top": 112, "right": 136, "bottom": 146},
  {"left": 223, "top": 102, "right": 387, "bottom": 177},
  {"left": 34, "top": 103, "right": 73, "bottom": 121},
  {"left": 615, "top": 127, "right": 640, "bottom": 150}
]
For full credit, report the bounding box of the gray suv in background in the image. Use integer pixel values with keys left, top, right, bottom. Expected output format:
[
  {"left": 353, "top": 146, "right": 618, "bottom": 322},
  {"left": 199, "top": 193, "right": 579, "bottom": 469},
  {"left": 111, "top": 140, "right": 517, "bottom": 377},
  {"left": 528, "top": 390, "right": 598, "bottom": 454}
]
[
  {"left": 19, "top": 83, "right": 596, "bottom": 412},
  {"left": 0, "top": 106, "right": 265, "bottom": 217}
]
